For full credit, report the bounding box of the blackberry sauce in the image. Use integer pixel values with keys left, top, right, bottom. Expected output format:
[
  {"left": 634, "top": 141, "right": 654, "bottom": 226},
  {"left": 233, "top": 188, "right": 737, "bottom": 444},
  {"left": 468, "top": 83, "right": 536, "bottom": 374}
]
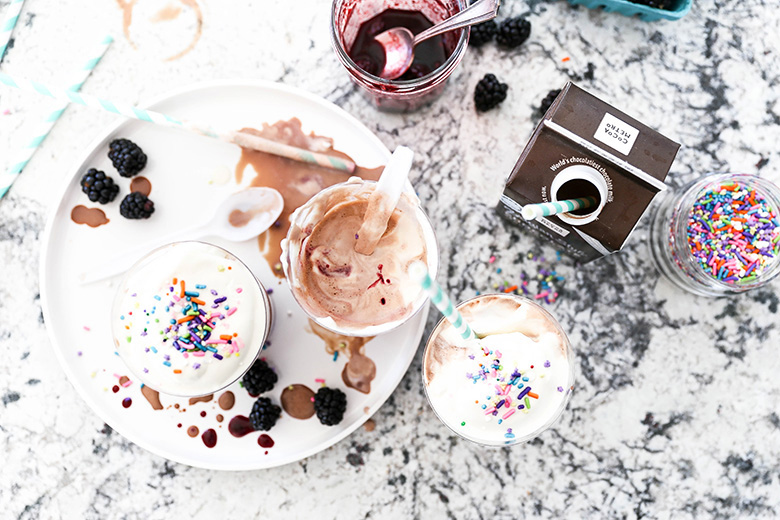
[{"left": 348, "top": 9, "right": 448, "bottom": 80}]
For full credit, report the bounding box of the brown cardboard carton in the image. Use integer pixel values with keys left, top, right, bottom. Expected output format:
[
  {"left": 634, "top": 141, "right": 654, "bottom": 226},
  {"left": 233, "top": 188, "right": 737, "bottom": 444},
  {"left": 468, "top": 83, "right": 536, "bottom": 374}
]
[{"left": 497, "top": 82, "right": 680, "bottom": 262}]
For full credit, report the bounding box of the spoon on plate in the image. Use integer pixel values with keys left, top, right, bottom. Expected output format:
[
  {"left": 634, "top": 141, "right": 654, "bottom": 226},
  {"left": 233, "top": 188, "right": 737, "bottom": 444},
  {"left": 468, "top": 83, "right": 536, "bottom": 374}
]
[
  {"left": 375, "top": 0, "right": 500, "bottom": 80},
  {"left": 80, "top": 187, "right": 284, "bottom": 285}
]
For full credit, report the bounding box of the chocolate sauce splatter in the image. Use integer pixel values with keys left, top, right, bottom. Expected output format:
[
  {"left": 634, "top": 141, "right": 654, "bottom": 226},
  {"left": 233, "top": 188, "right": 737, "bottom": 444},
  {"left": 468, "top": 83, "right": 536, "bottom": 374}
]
[{"left": 71, "top": 205, "right": 109, "bottom": 228}]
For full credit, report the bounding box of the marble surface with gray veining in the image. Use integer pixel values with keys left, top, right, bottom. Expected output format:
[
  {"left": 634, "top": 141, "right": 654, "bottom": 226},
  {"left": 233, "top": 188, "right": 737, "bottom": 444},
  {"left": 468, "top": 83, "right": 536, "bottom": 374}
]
[{"left": 2, "top": 0, "right": 780, "bottom": 518}]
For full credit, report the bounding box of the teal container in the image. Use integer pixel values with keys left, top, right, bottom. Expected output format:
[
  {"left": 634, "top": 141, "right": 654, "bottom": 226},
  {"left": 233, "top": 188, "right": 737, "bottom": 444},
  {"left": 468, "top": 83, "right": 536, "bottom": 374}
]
[{"left": 567, "top": 0, "right": 692, "bottom": 22}]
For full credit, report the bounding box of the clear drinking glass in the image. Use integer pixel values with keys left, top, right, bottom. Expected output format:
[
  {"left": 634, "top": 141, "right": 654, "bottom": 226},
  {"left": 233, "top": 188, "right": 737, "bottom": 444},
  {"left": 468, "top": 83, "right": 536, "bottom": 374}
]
[
  {"left": 330, "top": 0, "right": 469, "bottom": 112},
  {"left": 281, "top": 178, "right": 439, "bottom": 337},
  {"left": 649, "top": 174, "right": 780, "bottom": 297},
  {"left": 422, "top": 293, "right": 575, "bottom": 446},
  {"left": 112, "top": 241, "right": 272, "bottom": 397}
]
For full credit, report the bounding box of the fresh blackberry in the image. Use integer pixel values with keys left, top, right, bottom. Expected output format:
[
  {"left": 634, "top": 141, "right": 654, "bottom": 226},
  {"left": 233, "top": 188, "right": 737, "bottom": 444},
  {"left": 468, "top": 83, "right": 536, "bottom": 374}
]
[
  {"left": 249, "top": 397, "right": 281, "bottom": 431},
  {"left": 108, "top": 138, "right": 147, "bottom": 178},
  {"left": 539, "top": 89, "right": 562, "bottom": 114},
  {"left": 80, "top": 168, "right": 119, "bottom": 204},
  {"left": 313, "top": 387, "right": 347, "bottom": 426},
  {"left": 242, "top": 359, "right": 278, "bottom": 397},
  {"left": 628, "top": 0, "right": 673, "bottom": 9},
  {"left": 474, "top": 73, "right": 508, "bottom": 112},
  {"left": 496, "top": 17, "right": 531, "bottom": 48},
  {"left": 119, "top": 192, "right": 155, "bottom": 219},
  {"left": 469, "top": 20, "right": 497, "bottom": 47}
]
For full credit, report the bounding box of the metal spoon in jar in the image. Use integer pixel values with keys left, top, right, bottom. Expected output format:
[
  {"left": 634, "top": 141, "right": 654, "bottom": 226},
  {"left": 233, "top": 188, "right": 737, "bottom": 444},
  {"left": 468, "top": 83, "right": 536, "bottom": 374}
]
[{"left": 374, "top": 0, "right": 500, "bottom": 80}]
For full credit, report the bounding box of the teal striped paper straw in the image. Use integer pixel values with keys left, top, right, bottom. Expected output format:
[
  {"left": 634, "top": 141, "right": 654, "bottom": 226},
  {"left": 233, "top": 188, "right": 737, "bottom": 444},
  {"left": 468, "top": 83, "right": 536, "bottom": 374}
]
[
  {"left": 521, "top": 196, "right": 598, "bottom": 221},
  {"left": 0, "top": 35, "right": 113, "bottom": 200},
  {"left": 409, "top": 261, "right": 476, "bottom": 341},
  {"left": 0, "top": 0, "right": 25, "bottom": 61},
  {"left": 0, "top": 71, "right": 357, "bottom": 175}
]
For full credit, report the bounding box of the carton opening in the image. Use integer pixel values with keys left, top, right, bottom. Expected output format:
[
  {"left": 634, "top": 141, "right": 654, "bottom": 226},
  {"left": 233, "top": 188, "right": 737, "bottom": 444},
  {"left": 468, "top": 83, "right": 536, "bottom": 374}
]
[{"left": 556, "top": 179, "right": 602, "bottom": 216}]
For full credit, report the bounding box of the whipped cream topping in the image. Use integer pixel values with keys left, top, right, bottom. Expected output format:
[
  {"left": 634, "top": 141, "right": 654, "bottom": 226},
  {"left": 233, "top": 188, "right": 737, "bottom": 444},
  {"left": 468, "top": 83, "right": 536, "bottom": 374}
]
[{"left": 424, "top": 294, "right": 573, "bottom": 445}]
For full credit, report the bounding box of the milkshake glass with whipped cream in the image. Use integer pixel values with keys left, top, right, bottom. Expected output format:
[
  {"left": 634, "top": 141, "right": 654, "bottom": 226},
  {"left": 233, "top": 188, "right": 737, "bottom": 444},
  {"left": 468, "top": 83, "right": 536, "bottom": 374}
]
[
  {"left": 422, "top": 293, "right": 574, "bottom": 446},
  {"left": 112, "top": 241, "right": 272, "bottom": 397},
  {"left": 281, "top": 177, "right": 438, "bottom": 337}
]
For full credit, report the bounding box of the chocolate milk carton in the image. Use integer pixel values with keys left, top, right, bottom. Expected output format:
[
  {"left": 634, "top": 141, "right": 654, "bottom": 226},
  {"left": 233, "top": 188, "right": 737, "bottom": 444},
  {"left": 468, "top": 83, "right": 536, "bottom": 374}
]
[{"left": 497, "top": 82, "right": 680, "bottom": 262}]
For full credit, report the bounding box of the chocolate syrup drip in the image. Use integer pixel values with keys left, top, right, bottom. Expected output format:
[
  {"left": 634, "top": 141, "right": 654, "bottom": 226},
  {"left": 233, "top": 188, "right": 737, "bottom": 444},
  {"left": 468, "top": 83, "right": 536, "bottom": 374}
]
[{"left": 233, "top": 119, "right": 382, "bottom": 277}]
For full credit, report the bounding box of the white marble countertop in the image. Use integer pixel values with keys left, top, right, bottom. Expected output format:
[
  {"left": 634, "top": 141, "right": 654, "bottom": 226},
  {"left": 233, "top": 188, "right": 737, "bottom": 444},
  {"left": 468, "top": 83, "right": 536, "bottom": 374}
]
[{"left": 2, "top": 0, "right": 780, "bottom": 518}]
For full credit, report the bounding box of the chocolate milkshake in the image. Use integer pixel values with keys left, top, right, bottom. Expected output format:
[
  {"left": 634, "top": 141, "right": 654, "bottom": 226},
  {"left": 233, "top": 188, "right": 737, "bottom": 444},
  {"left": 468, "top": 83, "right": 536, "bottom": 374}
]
[
  {"left": 423, "top": 294, "right": 574, "bottom": 446},
  {"left": 281, "top": 177, "right": 438, "bottom": 336}
]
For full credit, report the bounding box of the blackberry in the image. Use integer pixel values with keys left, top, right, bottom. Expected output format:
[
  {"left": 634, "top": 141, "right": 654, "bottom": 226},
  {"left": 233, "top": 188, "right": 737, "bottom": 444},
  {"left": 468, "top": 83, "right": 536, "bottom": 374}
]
[
  {"left": 469, "top": 20, "right": 497, "bottom": 47},
  {"left": 80, "top": 168, "right": 119, "bottom": 204},
  {"left": 249, "top": 397, "right": 281, "bottom": 431},
  {"left": 539, "top": 89, "right": 562, "bottom": 114},
  {"left": 496, "top": 17, "right": 531, "bottom": 48},
  {"left": 242, "top": 359, "right": 278, "bottom": 397},
  {"left": 474, "top": 73, "right": 508, "bottom": 112},
  {"left": 108, "top": 138, "right": 147, "bottom": 177},
  {"left": 119, "top": 192, "right": 155, "bottom": 219},
  {"left": 313, "top": 387, "right": 347, "bottom": 426}
]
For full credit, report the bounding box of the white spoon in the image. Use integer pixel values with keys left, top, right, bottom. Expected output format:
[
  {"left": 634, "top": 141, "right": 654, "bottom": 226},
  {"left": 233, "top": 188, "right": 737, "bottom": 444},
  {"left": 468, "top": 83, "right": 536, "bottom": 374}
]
[
  {"left": 80, "top": 187, "right": 284, "bottom": 285},
  {"left": 375, "top": 0, "right": 500, "bottom": 80}
]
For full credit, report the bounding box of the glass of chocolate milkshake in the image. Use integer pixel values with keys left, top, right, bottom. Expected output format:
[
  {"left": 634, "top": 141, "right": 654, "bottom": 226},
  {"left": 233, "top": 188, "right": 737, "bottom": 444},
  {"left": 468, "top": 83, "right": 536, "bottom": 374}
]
[
  {"left": 281, "top": 177, "right": 438, "bottom": 337},
  {"left": 422, "top": 293, "right": 574, "bottom": 446},
  {"left": 330, "top": 0, "right": 469, "bottom": 112}
]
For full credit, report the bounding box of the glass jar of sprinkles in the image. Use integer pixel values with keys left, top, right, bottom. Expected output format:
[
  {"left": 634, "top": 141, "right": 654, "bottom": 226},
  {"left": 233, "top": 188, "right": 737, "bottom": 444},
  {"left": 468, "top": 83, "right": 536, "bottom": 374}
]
[{"left": 650, "top": 174, "right": 780, "bottom": 296}]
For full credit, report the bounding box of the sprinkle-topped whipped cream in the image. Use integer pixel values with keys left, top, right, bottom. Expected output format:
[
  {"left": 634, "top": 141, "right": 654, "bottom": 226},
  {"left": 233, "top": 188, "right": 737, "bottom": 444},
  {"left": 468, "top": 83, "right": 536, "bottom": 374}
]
[
  {"left": 112, "top": 242, "right": 270, "bottom": 396},
  {"left": 423, "top": 294, "right": 573, "bottom": 445}
]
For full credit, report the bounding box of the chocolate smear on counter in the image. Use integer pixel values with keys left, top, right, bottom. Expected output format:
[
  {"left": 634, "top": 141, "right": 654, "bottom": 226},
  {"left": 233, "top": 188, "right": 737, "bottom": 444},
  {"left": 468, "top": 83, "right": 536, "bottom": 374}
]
[
  {"left": 228, "top": 415, "right": 255, "bottom": 438},
  {"left": 129, "top": 176, "right": 151, "bottom": 196},
  {"left": 151, "top": 3, "right": 182, "bottom": 22},
  {"left": 234, "top": 118, "right": 383, "bottom": 277},
  {"left": 308, "top": 319, "right": 376, "bottom": 394},
  {"left": 218, "top": 391, "right": 235, "bottom": 410},
  {"left": 188, "top": 394, "right": 213, "bottom": 405},
  {"left": 187, "top": 425, "right": 199, "bottom": 437},
  {"left": 280, "top": 384, "right": 315, "bottom": 419},
  {"left": 71, "top": 205, "right": 109, "bottom": 228},
  {"left": 216, "top": 414, "right": 224, "bottom": 423},
  {"left": 201, "top": 428, "right": 217, "bottom": 448},
  {"left": 141, "top": 385, "right": 163, "bottom": 410},
  {"left": 364, "top": 419, "right": 376, "bottom": 432}
]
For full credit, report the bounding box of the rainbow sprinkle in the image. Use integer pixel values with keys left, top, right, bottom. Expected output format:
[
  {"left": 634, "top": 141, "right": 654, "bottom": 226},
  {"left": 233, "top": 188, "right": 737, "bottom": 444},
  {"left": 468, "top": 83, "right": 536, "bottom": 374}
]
[
  {"left": 686, "top": 182, "right": 780, "bottom": 284},
  {"left": 119, "top": 276, "right": 245, "bottom": 373},
  {"left": 463, "top": 346, "right": 554, "bottom": 439},
  {"left": 481, "top": 253, "right": 564, "bottom": 304}
]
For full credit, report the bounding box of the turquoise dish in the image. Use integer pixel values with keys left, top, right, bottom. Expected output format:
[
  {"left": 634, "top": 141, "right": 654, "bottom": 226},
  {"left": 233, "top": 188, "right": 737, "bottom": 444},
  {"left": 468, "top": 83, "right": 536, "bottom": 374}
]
[{"left": 567, "top": 0, "right": 692, "bottom": 22}]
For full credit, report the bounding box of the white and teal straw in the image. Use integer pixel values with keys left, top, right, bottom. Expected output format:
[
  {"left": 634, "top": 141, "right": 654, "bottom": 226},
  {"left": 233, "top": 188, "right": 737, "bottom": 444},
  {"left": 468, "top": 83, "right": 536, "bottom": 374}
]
[
  {"left": 0, "top": 35, "right": 113, "bottom": 199},
  {"left": 521, "top": 196, "right": 598, "bottom": 221},
  {"left": 409, "top": 261, "right": 476, "bottom": 341},
  {"left": 0, "top": 71, "right": 357, "bottom": 175},
  {"left": 0, "top": 0, "right": 25, "bottom": 61}
]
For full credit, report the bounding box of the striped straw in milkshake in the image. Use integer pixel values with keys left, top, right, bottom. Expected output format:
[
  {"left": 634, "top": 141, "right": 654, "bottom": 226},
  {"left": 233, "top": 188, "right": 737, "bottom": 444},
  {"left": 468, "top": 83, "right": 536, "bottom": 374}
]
[
  {"left": 408, "top": 261, "right": 476, "bottom": 341},
  {"left": 521, "top": 196, "right": 598, "bottom": 221},
  {"left": 0, "top": 35, "right": 113, "bottom": 199},
  {"left": 0, "top": 71, "right": 357, "bottom": 174},
  {"left": 0, "top": 0, "right": 25, "bottom": 62}
]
